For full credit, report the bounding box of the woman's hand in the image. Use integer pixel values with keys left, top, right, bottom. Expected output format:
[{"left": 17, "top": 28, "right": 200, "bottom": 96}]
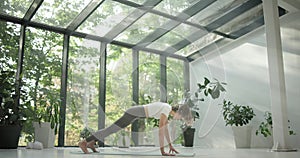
[
  {"left": 168, "top": 145, "right": 179, "bottom": 154},
  {"left": 161, "top": 151, "right": 175, "bottom": 156},
  {"left": 160, "top": 144, "right": 179, "bottom": 156}
]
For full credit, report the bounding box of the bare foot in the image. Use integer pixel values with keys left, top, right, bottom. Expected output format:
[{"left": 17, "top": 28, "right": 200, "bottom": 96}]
[
  {"left": 78, "top": 140, "right": 89, "bottom": 154},
  {"left": 87, "top": 140, "right": 98, "bottom": 152}
]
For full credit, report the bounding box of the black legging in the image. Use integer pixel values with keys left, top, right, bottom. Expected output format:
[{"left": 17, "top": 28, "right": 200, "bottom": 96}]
[{"left": 86, "top": 106, "right": 146, "bottom": 142}]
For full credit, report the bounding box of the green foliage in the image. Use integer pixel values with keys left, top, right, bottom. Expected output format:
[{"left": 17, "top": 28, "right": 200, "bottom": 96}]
[
  {"left": 19, "top": 28, "right": 63, "bottom": 143},
  {"left": 34, "top": 88, "right": 60, "bottom": 134},
  {"left": 183, "top": 77, "right": 226, "bottom": 122},
  {"left": 222, "top": 100, "right": 255, "bottom": 126},
  {"left": 139, "top": 53, "right": 161, "bottom": 102},
  {"left": 0, "top": 69, "right": 29, "bottom": 127},
  {"left": 197, "top": 77, "right": 227, "bottom": 99},
  {"left": 255, "top": 111, "right": 272, "bottom": 137},
  {"left": 0, "top": 70, "right": 18, "bottom": 125},
  {"left": 255, "top": 111, "right": 296, "bottom": 137},
  {"left": 0, "top": 21, "right": 26, "bottom": 127}
]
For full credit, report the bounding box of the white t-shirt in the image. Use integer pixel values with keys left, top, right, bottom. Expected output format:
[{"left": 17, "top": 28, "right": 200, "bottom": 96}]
[{"left": 143, "top": 102, "right": 171, "bottom": 119}]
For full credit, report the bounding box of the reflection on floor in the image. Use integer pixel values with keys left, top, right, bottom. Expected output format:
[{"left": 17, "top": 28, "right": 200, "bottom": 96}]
[{"left": 0, "top": 146, "right": 299, "bottom": 158}]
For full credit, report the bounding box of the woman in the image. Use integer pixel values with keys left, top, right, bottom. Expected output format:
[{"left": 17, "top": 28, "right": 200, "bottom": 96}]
[{"left": 78, "top": 102, "right": 193, "bottom": 156}]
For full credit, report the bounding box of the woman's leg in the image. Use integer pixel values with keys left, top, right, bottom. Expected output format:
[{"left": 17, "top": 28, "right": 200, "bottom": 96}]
[
  {"left": 80, "top": 106, "right": 146, "bottom": 153},
  {"left": 87, "top": 106, "right": 146, "bottom": 142}
]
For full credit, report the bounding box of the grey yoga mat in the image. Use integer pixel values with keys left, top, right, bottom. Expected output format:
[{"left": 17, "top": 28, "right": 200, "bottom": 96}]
[{"left": 70, "top": 150, "right": 196, "bottom": 157}]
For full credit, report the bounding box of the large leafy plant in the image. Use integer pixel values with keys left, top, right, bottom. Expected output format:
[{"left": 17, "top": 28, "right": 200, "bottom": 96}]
[
  {"left": 0, "top": 70, "right": 25, "bottom": 126},
  {"left": 222, "top": 100, "right": 255, "bottom": 126},
  {"left": 183, "top": 77, "right": 226, "bottom": 123}
]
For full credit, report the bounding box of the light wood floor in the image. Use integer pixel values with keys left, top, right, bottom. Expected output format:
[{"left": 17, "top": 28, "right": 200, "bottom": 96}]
[{"left": 0, "top": 146, "right": 299, "bottom": 158}]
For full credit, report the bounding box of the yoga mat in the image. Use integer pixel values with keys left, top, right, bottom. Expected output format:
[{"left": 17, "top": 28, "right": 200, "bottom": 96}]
[{"left": 70, "top": 150, "right": 196, "bottom": 157}]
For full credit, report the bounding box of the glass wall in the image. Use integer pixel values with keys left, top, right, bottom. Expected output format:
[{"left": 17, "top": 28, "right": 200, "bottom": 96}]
[
  {"left": 65, "top": 37, "right": 100, "bottom": 146},
  {"left": 104, "top": 45, "right": 133, "bottom": 146},
  {"left": 0, "top": 21, "right": 186, "bottom": 147},
  {"left": 167, "top": 58, "right": 184, "bottom": 105},
  {"left": 137, "top": 51, "right": 160, "bottom": 146},
  {"left": 20, "top": 27, "right": 63, "bottom": 145},
  {"left": 139, "top": 52, "right": 161, "bottom": 103}
]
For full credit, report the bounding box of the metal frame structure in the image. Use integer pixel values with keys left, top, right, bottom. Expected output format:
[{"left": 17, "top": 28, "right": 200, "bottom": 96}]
[
  {"left": 0, "top": 0, "right": 284, "bottom": 60},
  {"left": 0, "top": 0, "right": 288, "bottom": 146}
]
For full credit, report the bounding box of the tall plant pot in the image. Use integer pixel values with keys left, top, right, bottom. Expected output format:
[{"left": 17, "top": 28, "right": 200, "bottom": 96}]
[
  {"left": 33, "top": 122, "right": 55, "bottom": 148},
  {"left": 183, "top": 127, "right": 195, "bottom": 147},
  {"left": 0, "top": 125, "right": 22, "bottom": 149},
  {"left": 232, "top": 125, "right": 252, "bottom": 148}
]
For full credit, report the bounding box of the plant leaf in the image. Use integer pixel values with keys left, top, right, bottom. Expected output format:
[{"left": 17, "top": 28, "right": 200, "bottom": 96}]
[{"left": 204, "top": 77, "right": 210, "bottom": 86}]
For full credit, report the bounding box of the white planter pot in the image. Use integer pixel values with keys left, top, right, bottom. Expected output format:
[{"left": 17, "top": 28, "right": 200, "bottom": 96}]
[
  {"left": 33, "top": 122, "right": 55, "bottom": 148},
  {"left": 232, "top": 125, "right": 252, "bottom": 148}
]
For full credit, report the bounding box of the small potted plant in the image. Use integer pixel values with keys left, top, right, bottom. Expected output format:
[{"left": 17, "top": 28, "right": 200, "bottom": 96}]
[
  {"left": 221, "top": 100, "right": 255, "bottom": 148},
  {"left": 181, "top": 77, "right": 226, "bottom": 147},
  {"left": 256, "top": 111, "right": 296, "bottom": 137},
  {"left": 255, "top": 111, "right": 296, "bottom": 148},
  {"left": 255, "top": 111, "right": 273, "bottom": 137}
]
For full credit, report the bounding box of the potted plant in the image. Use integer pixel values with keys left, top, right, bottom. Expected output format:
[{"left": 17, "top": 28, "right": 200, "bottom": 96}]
[
  {"left": 180, "top": 90, "right": 198, "bottom": 147},
  {"left": 221, "top": 100, "right": 255, "bottom": 148},
  {"left": 32, "top": 89, "right": 60, "bottom": 148},
  {"left": 181, "top": 77, "right": 226, "bottom": 147},
  {"left": 255, "top": 111, "right": 296, "bottom": 148},
  {"left": 256, "top": 111, "right": 296, "bottom": 137},
  {"left": 255, "top": 111, "right": 273, "bottom": 137},
  {"left": 0, "top": 70, "right": 26, "bottom": 148}
]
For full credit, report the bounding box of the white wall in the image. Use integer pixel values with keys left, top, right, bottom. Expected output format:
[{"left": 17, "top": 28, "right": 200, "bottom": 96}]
[{"left": 189, "top": 13, "right": 300, "bottom": 149}]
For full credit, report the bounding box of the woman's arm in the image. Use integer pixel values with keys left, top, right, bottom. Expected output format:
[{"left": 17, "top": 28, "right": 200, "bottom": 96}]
[
  {"left": 159, "top": 114, "right": 178, "bottom": 156},
  {"left": 164, "top": 122, "right": 172, "bottom": 145},
  {"left": 164, "top": 121, "right": 178, "bottom": 154}
]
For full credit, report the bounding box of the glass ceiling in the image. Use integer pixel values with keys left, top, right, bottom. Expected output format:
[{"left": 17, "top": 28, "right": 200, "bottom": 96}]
[
  {"left": 77, "top": 0, "right": 135, "bottom": 36},
  {"left": 0, "top": 0, "right": 287, "bottom": 61},
  {"left": 32, "top": 0, "right": 92, "bottom": 28},
  {"left": 115, "top": 12, "right": 172, "bottom": 45}
]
